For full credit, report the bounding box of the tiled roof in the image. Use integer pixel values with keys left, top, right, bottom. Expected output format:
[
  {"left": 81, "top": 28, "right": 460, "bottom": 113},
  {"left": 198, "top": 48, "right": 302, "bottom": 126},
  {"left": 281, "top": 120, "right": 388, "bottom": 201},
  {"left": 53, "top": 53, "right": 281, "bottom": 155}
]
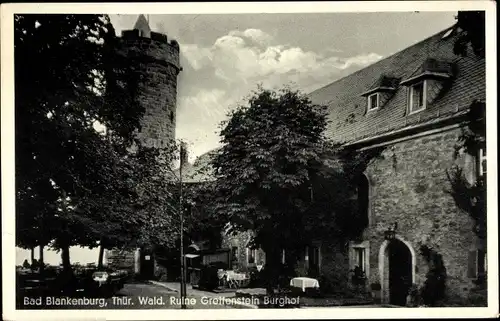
[{"left": 307, "top": 26, "right": 486, "bottom": 145}]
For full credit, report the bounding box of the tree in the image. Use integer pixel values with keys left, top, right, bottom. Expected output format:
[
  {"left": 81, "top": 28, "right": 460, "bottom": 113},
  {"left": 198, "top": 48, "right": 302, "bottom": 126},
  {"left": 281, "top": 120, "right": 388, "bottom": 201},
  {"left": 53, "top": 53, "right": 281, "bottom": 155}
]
[
  {"left": 184, "top": 181, "right": 227, "bottom": 250},
  {"left": 73, "top": 141, "right": 181, "bottom": 268},
  {"left": 448, "top": 10, "right": 486, "bottom": 242},
  {"left": 14, "top": 14, "right": 173, "bottom": 273},
  {"left": 453, "top": 11, "right": 485, "bottom": 58},
  {"left": 210, "top": 87, "right": 370, "bottom": 289},
  {"left": 447, "top": 101, "right": 486, "bottom": 241}
]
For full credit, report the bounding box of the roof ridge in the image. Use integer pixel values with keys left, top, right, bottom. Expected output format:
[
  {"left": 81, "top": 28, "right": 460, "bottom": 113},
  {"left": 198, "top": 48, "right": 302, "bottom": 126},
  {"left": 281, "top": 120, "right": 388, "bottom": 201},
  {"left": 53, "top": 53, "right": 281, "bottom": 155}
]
[{"left": 308, "top": 24, "right": 457, "bottom": 96}]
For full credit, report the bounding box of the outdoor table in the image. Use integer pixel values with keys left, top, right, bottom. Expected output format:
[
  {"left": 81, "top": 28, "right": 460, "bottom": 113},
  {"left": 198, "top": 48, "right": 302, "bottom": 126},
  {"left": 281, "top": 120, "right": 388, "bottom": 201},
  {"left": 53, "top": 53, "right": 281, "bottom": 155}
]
[
  {"left": 290, "top": 277, "right": 320, "bottom": 292},
  {"left": 225, "top": 271, "right": 249, "bottom": 288}
]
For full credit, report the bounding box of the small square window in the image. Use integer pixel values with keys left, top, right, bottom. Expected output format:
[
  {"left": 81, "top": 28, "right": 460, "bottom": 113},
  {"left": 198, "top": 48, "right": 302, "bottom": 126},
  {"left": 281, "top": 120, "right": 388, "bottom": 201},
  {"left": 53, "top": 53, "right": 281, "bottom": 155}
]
[
  {"left": 409, "top": 82, "right": 426, "bottom": 113},
  {"left": 368, "top": 93, "right": 379, "bottom": 111}
]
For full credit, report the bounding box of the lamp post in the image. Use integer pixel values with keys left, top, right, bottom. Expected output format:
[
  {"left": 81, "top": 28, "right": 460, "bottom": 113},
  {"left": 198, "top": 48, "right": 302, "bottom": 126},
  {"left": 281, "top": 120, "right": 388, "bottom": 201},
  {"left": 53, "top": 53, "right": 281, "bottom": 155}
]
[{"left": 179, "top": 142, "right": 187, "bottom": 309}]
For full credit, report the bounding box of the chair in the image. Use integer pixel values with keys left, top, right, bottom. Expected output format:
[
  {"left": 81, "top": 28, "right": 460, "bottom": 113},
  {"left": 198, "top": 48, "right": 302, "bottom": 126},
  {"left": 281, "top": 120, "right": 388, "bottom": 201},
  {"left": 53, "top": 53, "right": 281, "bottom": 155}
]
[
  {"left": 217, "top": 269, "right": 226, "bottom": 287},
  {"left": 225, "top": 271, "right": 239, "bottom": 289}
]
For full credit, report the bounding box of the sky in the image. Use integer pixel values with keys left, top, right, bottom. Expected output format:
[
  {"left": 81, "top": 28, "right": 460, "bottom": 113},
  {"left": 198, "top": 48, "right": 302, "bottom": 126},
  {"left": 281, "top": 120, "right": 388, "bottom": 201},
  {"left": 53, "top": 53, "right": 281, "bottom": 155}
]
[
  {"left": 109, "top": 12, "right": 457, "bottom": 162},
  {"left": 16, "top": 11, "right": 457, "bottom": 266}
]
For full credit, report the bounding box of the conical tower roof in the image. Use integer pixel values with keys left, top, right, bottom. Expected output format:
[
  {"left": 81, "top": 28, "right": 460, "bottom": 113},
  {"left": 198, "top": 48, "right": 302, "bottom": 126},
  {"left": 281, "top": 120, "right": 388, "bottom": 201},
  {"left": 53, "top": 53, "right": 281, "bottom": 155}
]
[{"left": 134, "top": 14, "right": 151, "bottom": 35}]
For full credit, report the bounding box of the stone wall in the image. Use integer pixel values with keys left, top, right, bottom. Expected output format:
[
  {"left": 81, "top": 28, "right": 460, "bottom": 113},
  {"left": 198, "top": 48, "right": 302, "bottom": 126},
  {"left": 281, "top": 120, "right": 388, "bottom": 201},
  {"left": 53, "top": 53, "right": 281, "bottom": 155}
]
[
  {"left": 363, "top": 126, "right": 480, "bottom": 302},
  {"left": 222, "top": 231, "right": 266, "bottom": 270},
  {"left": 105, "top": 249, "right": 138, "bottom": 274}
]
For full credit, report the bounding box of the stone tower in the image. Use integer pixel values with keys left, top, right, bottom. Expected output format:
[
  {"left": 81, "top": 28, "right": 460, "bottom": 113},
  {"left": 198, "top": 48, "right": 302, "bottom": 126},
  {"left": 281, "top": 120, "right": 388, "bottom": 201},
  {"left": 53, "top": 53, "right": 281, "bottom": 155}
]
[
  {"left": 118, "top": 14, "right": 181, "bottom": 148},
  {"left": 105, "top": 15, "right": 181, "bottom": 276}
]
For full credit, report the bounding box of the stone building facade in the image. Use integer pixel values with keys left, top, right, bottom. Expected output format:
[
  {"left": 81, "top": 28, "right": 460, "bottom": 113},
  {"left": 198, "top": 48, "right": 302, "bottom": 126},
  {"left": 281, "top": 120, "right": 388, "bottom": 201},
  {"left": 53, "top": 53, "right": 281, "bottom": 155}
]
[
  {"left": 221, "top": 230, "right": 266, "bottom": 271},
  {"left": 307, "top": 25, "right": 486, "bottom": 305},
  {"left": 105, "top": 15, "right": 181, "bottom": 277}
]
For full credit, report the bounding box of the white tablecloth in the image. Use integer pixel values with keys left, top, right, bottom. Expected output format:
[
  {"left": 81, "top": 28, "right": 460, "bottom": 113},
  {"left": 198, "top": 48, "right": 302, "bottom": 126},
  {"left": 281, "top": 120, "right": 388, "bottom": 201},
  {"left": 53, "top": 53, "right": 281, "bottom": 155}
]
[
  {"left": 226, "top": 271, "right": 247, "bottom": 281},
  {"left": 290, "top": 277, "right": 320, "bottom": 291}
]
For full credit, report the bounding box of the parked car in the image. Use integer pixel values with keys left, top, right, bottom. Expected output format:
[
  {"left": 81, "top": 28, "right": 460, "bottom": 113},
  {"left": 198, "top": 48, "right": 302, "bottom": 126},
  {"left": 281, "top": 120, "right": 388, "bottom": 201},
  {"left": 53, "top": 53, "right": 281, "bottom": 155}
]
[
  {"left": 17, "top": 265, "right": 129, "bottom": 299},
  {"left": 67, "top": 267, "right": 129, "bottom": 297}
]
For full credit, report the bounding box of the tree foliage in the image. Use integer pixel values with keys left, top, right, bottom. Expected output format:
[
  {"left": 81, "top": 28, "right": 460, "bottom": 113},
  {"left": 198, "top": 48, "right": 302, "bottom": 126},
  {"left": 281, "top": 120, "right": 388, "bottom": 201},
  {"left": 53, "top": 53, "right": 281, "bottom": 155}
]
[
  {"left": 14, "top": 14, "right": 178, "bottom": 270},
  {"left": 183, "top": 181, "right": 226, "bottom": 249},
  {"left": 210, "top": 87, "right": 374, "bottom": 272},
  {"left": 453, "top": 11, "right": 485, "bottom": 58},
  {"left": 447, "top": 102, "right": 486, "bottom": 241}
]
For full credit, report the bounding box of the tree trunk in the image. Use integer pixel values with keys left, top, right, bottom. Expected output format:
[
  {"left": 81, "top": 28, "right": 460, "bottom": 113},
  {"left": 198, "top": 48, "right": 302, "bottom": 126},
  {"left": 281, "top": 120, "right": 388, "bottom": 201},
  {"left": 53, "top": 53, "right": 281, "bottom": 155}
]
[
  {"left": 39, "top": 244, "right": 45, "bottom": 277},
  {"left": 61, "top": 244, "right": 72, "bottom": 273},
  {"left": 263, "top": 245, "right": 282, "bottom": 295},
  {"left": 98, "top": 241, "right": 105, "bottom": 269},
  {"left": 31, "top": 247, "right": 35, "bottom": 266}
]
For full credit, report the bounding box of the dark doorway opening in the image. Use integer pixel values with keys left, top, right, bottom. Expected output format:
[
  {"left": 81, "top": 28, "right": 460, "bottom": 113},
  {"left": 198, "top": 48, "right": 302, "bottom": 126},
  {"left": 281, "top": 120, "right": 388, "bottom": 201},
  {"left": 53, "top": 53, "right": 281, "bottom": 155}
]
[
  {"left": 388, "top": 239, "right": 412, "bottom": 306},
  {"left": 308, "top": 246, "right": 320, "bottom": 277},
  {"left": 140, "top": 250, "right": 155, "bottom": 280}
]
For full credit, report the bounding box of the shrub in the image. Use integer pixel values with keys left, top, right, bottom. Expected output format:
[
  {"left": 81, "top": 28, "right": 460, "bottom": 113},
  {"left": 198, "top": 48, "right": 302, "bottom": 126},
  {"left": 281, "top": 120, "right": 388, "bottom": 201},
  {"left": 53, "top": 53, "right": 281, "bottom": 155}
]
[
  {"left": 294, "top": 264, "right": 308, "bottom": 278},
  {"left": 246, "top": 267, "right": 265, "bottom": 288},
  {"left": 198, "top": 262, "right": 226, "bottom": 291},
  {"left": 407, "top": 284, "right": 422, "bottom": 307},
  {"left": 154, "top": 265, "right": 168, "bottom": 281},
  {"left": 317, "top": 274, "right": 349, "bottom": 296},
  {"left": 419, "top": 246, "right": 447, "bottom": 306},
  {"left": 468, "top": 287, "right": 487, "bottom": 307},
  {"left": 350, "top": 266, "right": 366, "bottom": 288}
]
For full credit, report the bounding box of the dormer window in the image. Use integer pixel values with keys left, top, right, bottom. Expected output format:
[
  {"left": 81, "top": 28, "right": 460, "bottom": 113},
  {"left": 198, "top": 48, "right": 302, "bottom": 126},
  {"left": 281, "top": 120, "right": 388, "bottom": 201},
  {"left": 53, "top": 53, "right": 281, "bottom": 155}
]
[
  {"left": 368, "top": 93, "right": 379, "bottom": 111},
  {"left": 361, "top": 75, "right": 400, "bottom": 113},
  {"left": 409, "top": 81, "right": 426, "bottom": 114},
  {"left": 402, "top": 58, "right": 455, "bottom": 115}
]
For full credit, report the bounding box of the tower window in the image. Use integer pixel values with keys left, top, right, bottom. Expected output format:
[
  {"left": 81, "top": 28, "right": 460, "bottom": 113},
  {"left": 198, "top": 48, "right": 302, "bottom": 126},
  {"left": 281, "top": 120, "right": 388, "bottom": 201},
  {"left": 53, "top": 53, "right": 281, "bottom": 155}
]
[
  {"left": 170, "top": 111, "right": 174, "bottom": 123},
  {"left": 409, "top": 81, "right": 426, "bottom": 114},
  {"left": 367, "top": 93, "right": 379, "bottom": 111}
]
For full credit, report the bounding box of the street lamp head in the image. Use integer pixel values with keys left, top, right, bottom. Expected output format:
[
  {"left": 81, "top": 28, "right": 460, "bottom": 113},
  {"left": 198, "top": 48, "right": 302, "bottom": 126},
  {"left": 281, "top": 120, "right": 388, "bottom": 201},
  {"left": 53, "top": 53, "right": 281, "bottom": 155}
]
[{"left": 384, "top": 222, "right": 398, "bottom": 240}]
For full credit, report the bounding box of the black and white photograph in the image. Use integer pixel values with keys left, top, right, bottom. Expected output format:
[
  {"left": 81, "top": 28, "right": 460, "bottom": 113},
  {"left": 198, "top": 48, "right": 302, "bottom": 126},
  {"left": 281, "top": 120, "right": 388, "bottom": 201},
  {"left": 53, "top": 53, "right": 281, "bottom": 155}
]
[{"left": 1, "top": 2, "right": 497, "bottom": 320}]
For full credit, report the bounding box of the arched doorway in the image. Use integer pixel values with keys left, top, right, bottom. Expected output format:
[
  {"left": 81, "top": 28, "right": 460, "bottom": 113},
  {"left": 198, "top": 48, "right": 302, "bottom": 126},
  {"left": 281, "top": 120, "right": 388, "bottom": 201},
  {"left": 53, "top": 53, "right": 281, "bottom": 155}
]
[
  {"left": 388, "top": 240, "right": 412, "bottom": 305},
  {"left": 379, "top": 237, "right": 415, "bottom": 306}
]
